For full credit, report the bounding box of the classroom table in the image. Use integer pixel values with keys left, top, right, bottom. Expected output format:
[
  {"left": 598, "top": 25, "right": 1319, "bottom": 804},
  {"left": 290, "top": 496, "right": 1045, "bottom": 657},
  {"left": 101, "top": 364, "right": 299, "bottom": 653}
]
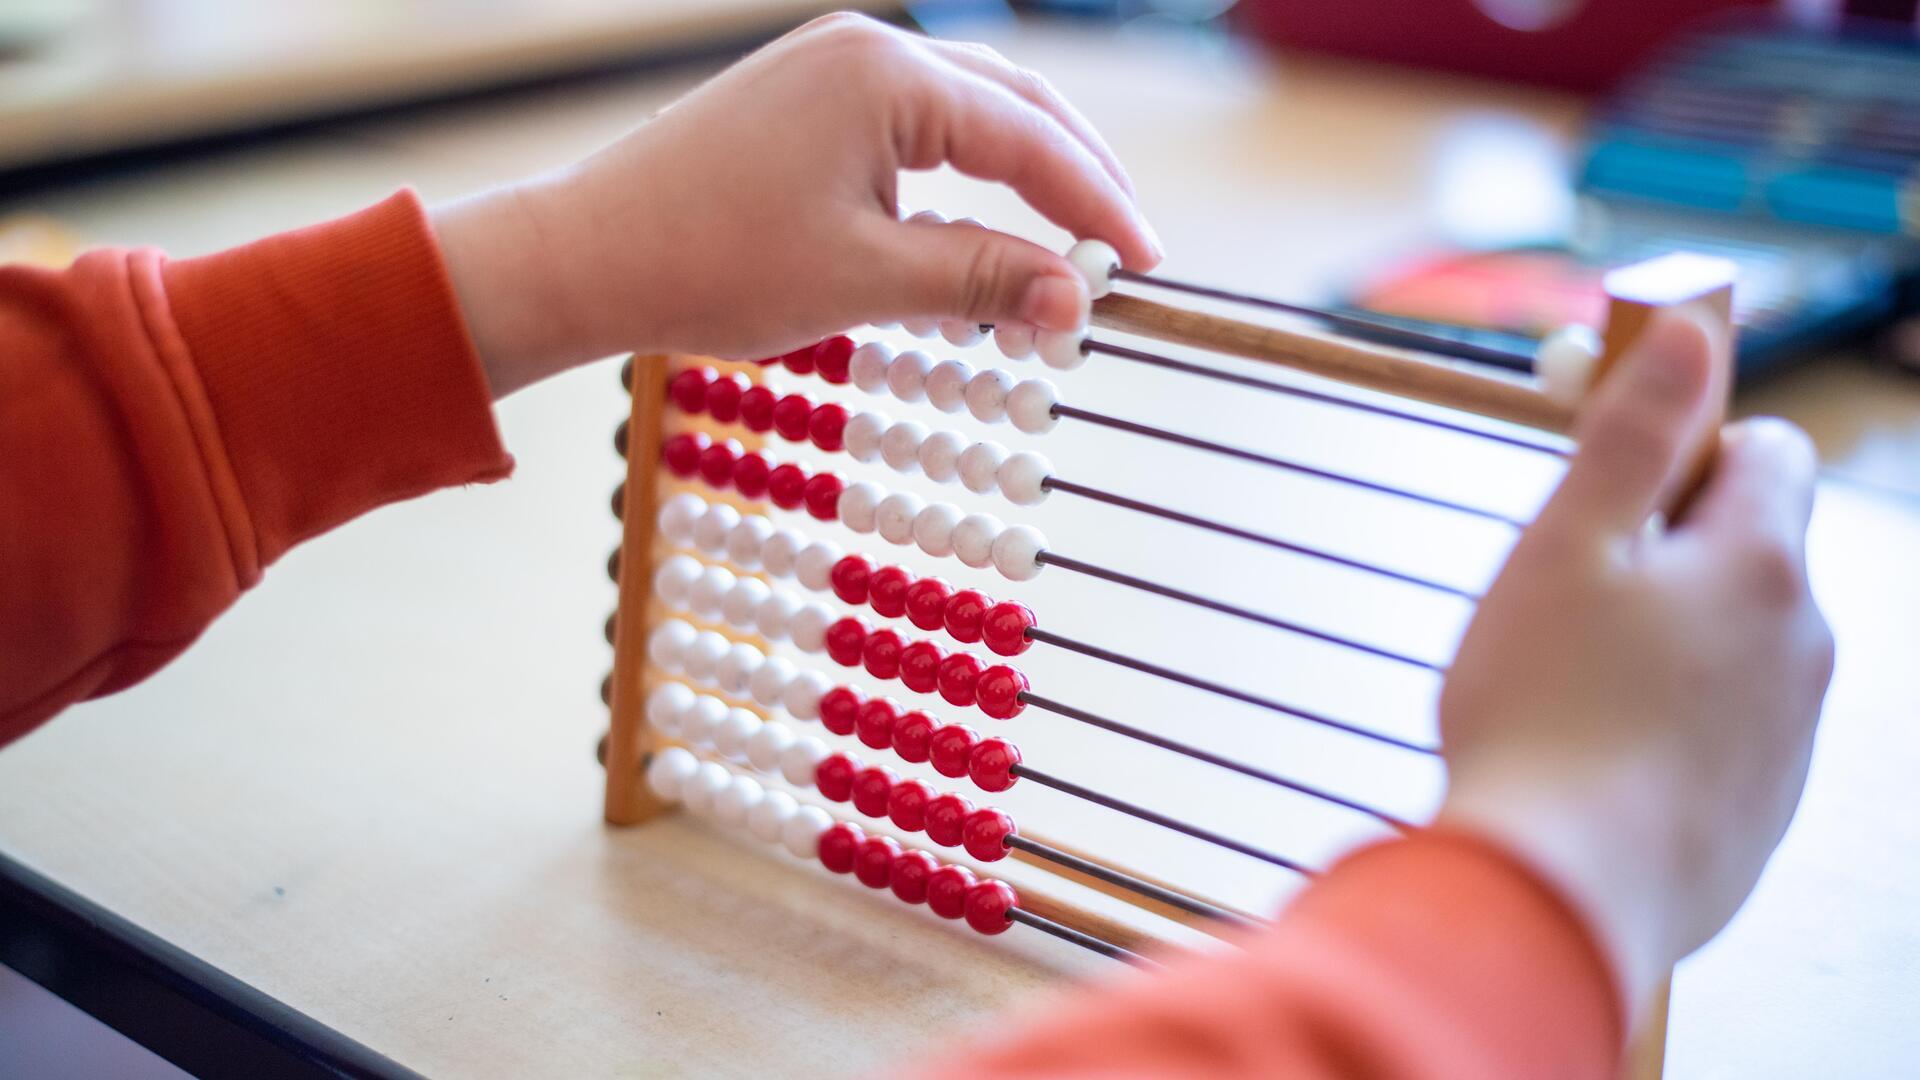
[{"left": 3, "top": 18, "right": 1918, "bottom": 1079}]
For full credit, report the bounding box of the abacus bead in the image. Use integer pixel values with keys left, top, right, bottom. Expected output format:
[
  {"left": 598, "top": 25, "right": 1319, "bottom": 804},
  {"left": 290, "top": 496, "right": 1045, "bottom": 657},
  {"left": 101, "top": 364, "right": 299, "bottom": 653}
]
[
  {"left": 808, "top": 402, "right": 849, "bottom": 451},
  {"left": 783, "top": 804, "right": 833, "bottom": 859},
  {"left": 851, "top": 764, "right": 897, "bottom": 818},
  {"left": 822, "top": 615, "right": 868, "bottom": 665},
  {"left": 682, "top": 761, "right": 731, "bottom": 816},
  {"left": 1536, "top": 324, "right": 1603, "bottom": 407},
  {"left": 662, "top": 432, "right": 707, "bottom": 478},
  {"left": 795, "top": 540, "right": 843, "bottom": 592},
  {"left": 848, "top": 342, "right": 895, "bottom": 393},
  {"left": 962, "top": 807, "right": 1016, "bottom": 862},
  {"left": 892, "top": 710, "right": 937, "bottom": 763},
  {"left": 713, "top": 707, "right": 760, "bottom": 758},
  {"left": 781, "top": 344, "right": 816, "bottom": 375},
  {"left": 888, "top": 778, "right": 936, "bottom": 832},
  {"left": 950, "top": 513, "right": 1004, "bottom": 569},
  {"left": 940, "top": 318, "right": 985, "bottom": 348},
  {"left": 721, "top": 577, "right": 771, "bottom": 630},
  {"left": 868, "top": 565, "right": 913, "bottom": 618},
  {"left": 698, "top": 441, "right": 738, "bottom": 488},
  {"left": 938, "top": 652, "right": 984, "bottom": 707},
  {"left": 819, "top": 685, "right": 864, "bottom": 736},
  {"left": 854, "top": 834, "right": 902, "bottom": 888},
  {"left": 645, "top": 746, "right": 699, "bottom": 800},
  {"left": 669, "top": 367, "right": 713, "bottom": 413},
  {"left": 1067, "top": 238, "right": 1120, "bottom": 299},
  {"left": 964, "top": 880, "right": 1018, "bottom": 935},
  {"left": 928, "top": 724, "right": 980, "bottom": 779},
  {"left": 694, "top": 502, "right": 742, "bottom": 553},
  {"left": 748, "top": 788, "right": 798, "bottom": 843},
  {"left": 649, "top": 619, "right": 697, "bottom": 669},
  {"left": 991, "top": 524, "right": 1048, "bottom": 583},
  {"left": 688, "top": 565, "right": 735, "bottom": 617},
  {"left": 981, "top": 601, "right": 1037, "bottom": 656},
  {"left": 976, "top": 666, "right": 1030, "bottom": 719},
  {"left": 887, "top": 349, "right": 935, "bottom": 402},
  {"left": 738, "top": 385, "right": 778, "bottom": 431},
  {"left": 683, "top": 631, "right": 731, "bottom": 681},
  {"left": 995, "top": 322, "right": 1036, "bottom": 360},
  {"left": 965, "top": 368, "right": 1015, "bottom": 423},
  {"left": 876, "top": 492, "right": 926, "bottom": 545},
  {"left": 713, "top": 772, "right": 764, "bottom": 827},
  {"left": 653, "top": 554, "right": 701, "bottom": 606},
  {"left": 890, "top": 850, "right": 939, "bottom": 904},
  {"left": 862, "top": 628, "right": 907, "bottom": 680},
  {"left": 755, "top": 590, "right": 802, "bottom": 641},
  {"left": 746, "top": 720, "right": 796, "bottom": 773},
  {"left": 814, "top": 752, "right": 860, "bottom": 802},
  {"left": 818, "top": 822, "right": 863, "bottom": 873},
  {"left": 658, "top": 492, "right": 706, "bottom": 543},
  {"left": 765, "top": 463, "right": 808, "bottom": 510},
  {"left": 705, "top": 372, "right": 747, "bottom": 422},
  {"left": 912, "top": 501, "right": 964, "bottom": 559},
  {"left": 647, "top": 681, "right": 696, "bottom": 730},
  {"left": 969, "top": 737, "right": 1022, "bottom": 792},
  {"left": 715, "top": 644, "right": 763, "bottom": 695},
  {"left": 683, "top": 696, "right": 728, "bottom": 746},
  {"left": 924, "top": 795, "right": 974, "bottom": 848},
  {"left": 958, "top": 440, "right": 1008, "bottom": 495},
  {"left": 997, "top": 451, "right": 1052, "bottom": 507},
  {"left": 944, "top": 589, "right": 990, "bottom": 643},
  {"left": 843, "top": 411, "right": 889, "bottom": 463},
  {"left": 1006, "top": 379, "right": 1060, "bottom": 435},
  {"left": 780, "top": 735, "right": 830, "bottom": 787},
  {"left": 918, "top": 429, "right": 968, "bottom": 483},
  {"left": 749, "top": 655, "right": 797, "bottom": 707},
  {"left": 837, "top": 480, "right": 884, "bottom": 533},
  {"left": 760, "top": 528, "right": 805, "bottom": 577},
  {"left": 727, "top": 514, "right": 775, "bottom": 569},
  {"left": 880, "top": 420, "right": 928, "bottom": 474},
  {"left": 732, "top": 452, "right": 772, "bottom": 499},
  {"left": 830, "top": 554, "right": 873, "bottom": 604},
  {"left": 802, "top": 472, "right": 844, "bottom": 521},
  {"left": 1037, "top": 328, "right": 1087, "bottom": 370},
  {"left": 772, "top": 393, "right": 813, "bottom": 441},
  {"left": 924, "top": 359, "right": 973, "bottom": 413},
  {"left": 855, "top": 697, "right": 901, "bottom": 749},
  {"left": 789, "top": 602, "right": 837, "bottom": 653},
  {"left": 898, "top": 641, "right": 944, "bottom": 694},
  {"left": 904, "top": 577, "right": 952, "bottom": 630},
  {"left": 783, "top": 669, "right": 832, "bottom": 720},
  {"left": 813, "top": 335, "right": 856, "bottom": 384}
]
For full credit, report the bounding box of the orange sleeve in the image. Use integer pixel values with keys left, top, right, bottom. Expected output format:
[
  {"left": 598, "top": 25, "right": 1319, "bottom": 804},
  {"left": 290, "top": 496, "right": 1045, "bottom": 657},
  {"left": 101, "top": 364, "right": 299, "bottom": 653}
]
[
  {"left": 917, "top": 830, "right": 1623, "bottom": 1079},
  {"left": 0, "top": 191, "right": 512, "bottom": 746}
]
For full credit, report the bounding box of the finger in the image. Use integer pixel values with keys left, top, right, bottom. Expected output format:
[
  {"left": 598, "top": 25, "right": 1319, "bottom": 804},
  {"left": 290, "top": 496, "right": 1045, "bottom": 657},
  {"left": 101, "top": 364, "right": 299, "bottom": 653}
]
[
  {"left": 1678, "top": 417, "right": 1818, "bottom": 557},
  {"left": 865, "top": 216, "right": 1090, "bottom": 331},
  {"left": 1536, "top": 310, "right": 1722, "bottom": 538},
  {"left": 896, "top": 64, "right": 1160, "bottom": 271}
]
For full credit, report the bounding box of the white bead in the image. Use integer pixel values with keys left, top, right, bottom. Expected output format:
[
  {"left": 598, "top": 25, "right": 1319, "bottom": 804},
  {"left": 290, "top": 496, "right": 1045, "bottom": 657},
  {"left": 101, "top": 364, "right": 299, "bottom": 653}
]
[
  {"left": 965, "top": 368, "right": 1015, "bottom": 423},
  {"left": 795, "top": 541, "right": 843, "bottom": 592},
  {"left": 713, "top": 707, "right": 761, "bottom": 759},
  {"left": 693, "top": 503, "right": 741, "bottom": 555},
  {"left": 652, "top": 554, "right": 703, "bottom": 608},
  {"left": 657, "top": 492, "right": 706, "bottom": 545},
  {"left": 683, "top": 631, "right": 731, "bottom": 681},
  {"left": 924, "top": 360, "right": 973, "bottom": 413},
  {"left": 760, "top": 528, "right": 805, "bottom": 578},
  {"left": 783, "top": 669, "right": 832, "bottom": 720},
  {"left": 788, "top": 602, "right": 836, "bottom": 652},
  {"left": 991, "top": 524, "right": 1047, "bottom": 582},
  {"left": 647, "top": 681, "right": 696, "bottom": 732},
  {"left": 940, "top": 319, "right": 985, "bottom": 347},
  {"left": 746, "top": 720, "right": 797, "bottom": 774},
  {"left": 886, "top": 350, "right": 935, "bottom": 402},
  {"left": 749, "top": 655, "right": 797, "bottom": 707},
  {"left": 1006, "top": 379, "right": 1060, "bottom": 435},
  {"left": 688, "top": 565, "right": 736, "bottom": 618},
  {"left": 648, "top": 620, "right": 697, "bottom": 670},
  {"left": 880, "top": 420, "right": 929, "bottom": 474},
  {"left": 1037, "top": 328, "right": 1087, "bottom": 370},
  {"left": 912, "top": 501, "right": 965, "bottom": 558},
  {"left": 951, "top": 513, "right": 1005, "bottom": 569},
  {"left": 876, "top": 492, "right": 927, "bottom": 545},
  {"left": 917, "top": 430, "right": 968, "bottom": 483},
  {"left": 958, "top": 441, "right": 1009, "bottom": 495},
  {"left": 780, "top": 736, "right": 830, "bottom": 788},
  {"left": 1536, "top": 324, "right": 1603, "bottom": 407},
  {"left": 724, "top": 514, "right": 775, "bottom": 570},
  {"left": 682, "top": 761, "right": 732, "bottom": 816},
  {"left": 849, "top": 342, "right": 896, "bottom": 392},
  {"left": 998, "top": 450, "right": 1052, "bottom": 506},
  {"left": 901, "top": 314, "right": 940, "bottom": 339},
  {"left": 754, "top": 590, "right": 802, "bottom": 641},
  {"left": 712, "top": 773, "right": 764, "bottom": 828},
  {"left": 995, "top": 322, "right": 1036, "bottom": 360},
  {"left": 782, "top": 804, "right": 834, "bottom": 859},
  {"left": 683, "top": 695, "right": 729, "bottom": 746},
  {"left": 748, "top": 788, "right": 799, "bottom": 843},
  {"left": 721, "top": 576, "right": 771, "bottom": 629},
  {"left": 715, "top": 643, "right": 764, "bottom": 695},
  {"left": 1066, "top": 239, "right": 1120, "bottom": 299},
  {"left": 646, "top": 746, "right": 699, "bottom": 800},
  {"left": 843, "top": 411, "right": 890, "bottom": 463},
  {"left": 837, "top": 481, "right": 885, "bottom": 533}
]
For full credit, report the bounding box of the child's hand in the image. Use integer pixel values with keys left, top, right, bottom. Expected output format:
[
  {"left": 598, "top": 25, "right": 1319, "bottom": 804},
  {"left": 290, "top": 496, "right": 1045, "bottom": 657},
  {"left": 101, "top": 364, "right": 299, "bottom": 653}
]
[
  {"left": 1439, "top": 313, "right": 1834, "bottom": 1017},
  {"left": 434, "top": 13, "right": 1160, "bottom": 395}
]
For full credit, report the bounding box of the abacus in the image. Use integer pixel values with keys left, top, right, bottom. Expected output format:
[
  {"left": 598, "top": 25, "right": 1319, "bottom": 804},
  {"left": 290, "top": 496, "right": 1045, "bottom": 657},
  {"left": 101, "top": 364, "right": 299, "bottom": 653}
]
[{"left": 599, "top": 229, "right": 1733, "bottom": 1077}]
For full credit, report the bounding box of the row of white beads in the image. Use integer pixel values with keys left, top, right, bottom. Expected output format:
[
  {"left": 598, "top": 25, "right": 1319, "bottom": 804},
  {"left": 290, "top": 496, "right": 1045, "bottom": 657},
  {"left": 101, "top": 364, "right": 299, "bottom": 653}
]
[
  {"left": 840, "top": 410, "right": 1052, "bottom": 505},
  {"left": 646, "top": 745, "right": 835, "bottom": 860},
  {"left": 646, "top": 682, "right": 830, "bottom": 798},
  {"left": 847, "top": 342, "right": 1066, "bottom": 429},
  {"left": 648, "top": 618, "right": 829, "bottom": 719},
  {"left": 653, "top": 563, "right": 841, "bottom": 663}
]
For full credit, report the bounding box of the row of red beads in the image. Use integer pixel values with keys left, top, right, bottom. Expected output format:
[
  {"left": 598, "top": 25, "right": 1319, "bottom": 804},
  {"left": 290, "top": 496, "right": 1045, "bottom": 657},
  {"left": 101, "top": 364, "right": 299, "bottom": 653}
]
[
  {"left": 747, "top": 335, "right": 855, "bottom": 382},
  {"left": 660, "top": 431, "right": 844, "bottom": 521},
  {"left": 668, "top": 368, "right": 853, "bottom": 453},
  {"left": 823, "top": 615, "right": 1029, "bottom": 720},
  {"left": 815, "top": 821, "right": 1016, "bottom": 935},
  {"left": 814, "top": 751, "right": 1018, "bottom": 864},
  {"left": 826, "top": 555, "right": 1035, "bottom": 657},
  {"left": 816, "top": 684, "right": 1023, "bottom": 792}
]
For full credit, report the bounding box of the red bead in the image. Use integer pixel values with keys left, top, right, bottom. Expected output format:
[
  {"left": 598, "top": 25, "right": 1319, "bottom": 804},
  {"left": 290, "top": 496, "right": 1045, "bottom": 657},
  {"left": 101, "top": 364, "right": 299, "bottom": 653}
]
[
  {"left": 926, "top": 864, "right": 976, "bottom": 919},
  {"left": 668, "top": 366, "right": 714, "bottom": 413},
  {"left": 808, "top": 402, "right": 849, "bottom": 451},
  {"left": 818, "top": 685, "right": 864, "bottom": 736},
  {"left": 898, "top": 641, "right": 944, "bottom": 694},
  {"left": 817, "top": 822, "right": 861, "bottom": 873},
  {"left": 771, "top": 393, "right": 814, "bottom": 441},
  {"left": 704, "top": 373, "right": 747, "bottom": 422},
  {"left": 661, "top": 432, "right": 707, "bottom": 478},
  {"left": 853, "top": 834, "right": 899, "bottom": 888},
  {"left": 944, "top": 589, "right": 990, "bottom": 643},
  {"left": 891, "top": 711, "right": 936, "bottom": 763},
  {"left": 824, "top": 617, "right": 869, "bottom": 668},
  {"left": 888, "top": 778, "right": 935, "bottom": 832},
  {"left": 738, "top": 385, "right": 778, "bottom": 431},
  {"left": 964, "top": 880, "right": 1017, "bottom": 935},
  {"left": 968, "top": 737, "right": 1022, "bottom": 792},
  {"left": 862, "top": 628, "right": 906, "bottom": 680},
  {"left": 851, "top": 764, "right": 897, "bottom": 818},
  {"left": 781, "top": 345, "right": 817, "bottom": 376},
  {"left": 975, "top": 666, "right": 1029, "bottom": 719},
  {"left": 928, "top": 724, "right": 979, "bottom": 779},
  {"left": 855, "top": 698, "right": 900, "bottom": 750},
  {"left": 829, "top": 555, "right": 873, "bottom": 605},
  {"left": 802, "top": 472, "right": 844, "bottom": 521},
  {"left": 904, "top": 577, "right": 952, "bottom": 631},
  {"left": 980, "top": 601, "right": 1036, "bottom": 657},
  {"left": 889, "top": 849, "right": 938, "bottom": 904},
  {"left": 814, "top": 752, "right": 860, "bottom": 802},
  {"left": 766, "top": 463, "right": 808, "bottom": 509},
  {"left": 937, "top": 652, "right": 984, "bottom": 707},
  {"left": 697, "top": 440, "right": 739, "bottom": 488},
  {"left": 729, "top": 452, "right": 769, "bottom": 499},
  {"left": 813, "top": 335, "right": 855, "bottom": 384},
  {"left": 924, "top": 793, "right": 974, "bottom": 847},
  {"left": 867, "top": 566, "right": 912, "bottom": 619},
  {"left": 962, "top": 807, "right": 1016, "bottom": 862}
]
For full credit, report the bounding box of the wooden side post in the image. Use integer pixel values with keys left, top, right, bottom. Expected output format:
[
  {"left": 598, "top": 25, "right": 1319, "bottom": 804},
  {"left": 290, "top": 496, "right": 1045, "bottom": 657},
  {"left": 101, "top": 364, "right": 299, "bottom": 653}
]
[{"left": 605, "top": 354, "right": 674, "bottom": 826}]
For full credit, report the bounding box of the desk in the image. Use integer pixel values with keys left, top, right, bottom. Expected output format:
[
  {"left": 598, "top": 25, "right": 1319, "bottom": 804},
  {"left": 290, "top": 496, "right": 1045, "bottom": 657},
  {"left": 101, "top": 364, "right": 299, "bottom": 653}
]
[{"left": 3, "top": 22, "right": 1918, "bottom": 1079}]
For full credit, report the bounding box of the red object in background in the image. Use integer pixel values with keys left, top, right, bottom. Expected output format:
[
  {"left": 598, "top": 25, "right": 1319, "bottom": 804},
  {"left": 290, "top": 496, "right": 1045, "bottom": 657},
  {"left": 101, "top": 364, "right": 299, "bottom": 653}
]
[{"left": 1237, "top": 0, "right": 1768, "bottom": 91}]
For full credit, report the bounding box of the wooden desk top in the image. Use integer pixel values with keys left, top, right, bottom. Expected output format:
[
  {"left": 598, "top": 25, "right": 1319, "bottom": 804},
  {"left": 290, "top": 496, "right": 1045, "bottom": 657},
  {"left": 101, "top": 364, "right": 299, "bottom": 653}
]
[{"left": 2, "top": 22, "right": 1917, "bottom": 1078}]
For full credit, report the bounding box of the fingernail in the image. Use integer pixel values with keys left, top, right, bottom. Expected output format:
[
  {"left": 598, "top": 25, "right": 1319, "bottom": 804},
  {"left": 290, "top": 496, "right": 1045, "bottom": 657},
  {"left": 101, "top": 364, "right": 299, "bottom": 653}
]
[
  {"left": 1140, "top": 218, "right": 1165, "bottom": 265},
  {"left": 1020, "top": 274, "right": 1089, "bottom": 332},
  {"left": 1633, "top": 312, "right": 1713, "bottom": 400}
]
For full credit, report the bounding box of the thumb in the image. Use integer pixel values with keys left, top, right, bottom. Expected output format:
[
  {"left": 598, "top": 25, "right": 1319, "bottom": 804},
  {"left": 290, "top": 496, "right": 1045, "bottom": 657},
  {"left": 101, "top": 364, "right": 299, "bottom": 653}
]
[{"left": 873, "top": 218, "right": 1090, "bottom": 332}]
